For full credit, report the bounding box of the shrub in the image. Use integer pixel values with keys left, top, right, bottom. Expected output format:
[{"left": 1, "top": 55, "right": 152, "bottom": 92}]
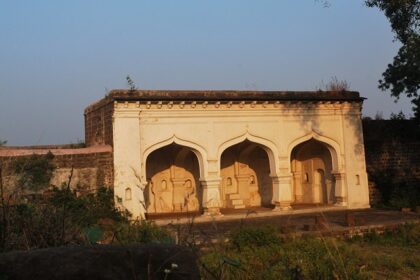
[
  {"left": 0, "top": 187, "right": 129, "bottom": 251},
  {"left": 12, "top": 152, "right": 55, "bottom": 192}
]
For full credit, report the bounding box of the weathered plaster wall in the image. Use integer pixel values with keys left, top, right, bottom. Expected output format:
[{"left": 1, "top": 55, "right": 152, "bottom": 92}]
[
  {"left": 111, "top": 100, "right": 370, "bottom": 218},
  {"left": 0, "top": 145, "right": 113, "bottom": 193}
]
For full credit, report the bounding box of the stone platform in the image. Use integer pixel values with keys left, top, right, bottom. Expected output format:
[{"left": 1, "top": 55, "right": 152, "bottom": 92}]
[{"left": 154, "top": 207, "right": 420, "bottom": 239}]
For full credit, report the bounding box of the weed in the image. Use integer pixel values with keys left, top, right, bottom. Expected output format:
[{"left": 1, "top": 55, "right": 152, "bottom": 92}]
[
  {"left": 113, "top": 220, "right": 174, "bottom": 245},
  {"left": 229, "top": 225, "right": 281, "bottom": 249}
]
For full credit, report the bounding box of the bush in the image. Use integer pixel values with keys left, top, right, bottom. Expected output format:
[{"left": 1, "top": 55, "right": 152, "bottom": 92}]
[
  {"left": 0, "top": 187, "right": 127, "bottom": 251},
  {"left": 12, "top": 152, "right": 55, "bottom": 192},
  {"left": 0, "top": 186, "right": 176, "bottom": 251}
]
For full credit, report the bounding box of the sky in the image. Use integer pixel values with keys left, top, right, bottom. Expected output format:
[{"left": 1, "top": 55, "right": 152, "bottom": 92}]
[{"left": 0, "top": 1, "right": 414, "bottom": 146}]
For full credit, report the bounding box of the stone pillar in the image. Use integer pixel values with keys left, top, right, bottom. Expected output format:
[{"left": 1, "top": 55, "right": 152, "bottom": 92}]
[
  {"left": 313, "top": 171, "right": 321, "bottom": 204},
  {"left": 271, "top": 175, "right": 293, "bottom": 211},
  {"left": 332, "top": 172, "right": 347, "bottom": 206},
  {"left": 200, "top": 177, "right": 222, "bottom": 216},
  {"left": 292, "top": 171, "right": 303, "bottom": 203}
]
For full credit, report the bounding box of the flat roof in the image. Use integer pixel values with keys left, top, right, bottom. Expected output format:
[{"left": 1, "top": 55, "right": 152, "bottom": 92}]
[
  {"left": 110, "top": 89, "right": 362, "bottom": 101},
  {"left": 85, "top": 89, "right": 364, "bottom": 112}
]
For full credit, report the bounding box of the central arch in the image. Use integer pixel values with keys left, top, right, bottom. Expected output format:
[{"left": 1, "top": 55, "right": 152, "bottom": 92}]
[
  {"left": 217, "top": 133, "right": 280, "bottom": 177},
  {"left": 219, "top": 139, "right": 276, "bottom": 209}
]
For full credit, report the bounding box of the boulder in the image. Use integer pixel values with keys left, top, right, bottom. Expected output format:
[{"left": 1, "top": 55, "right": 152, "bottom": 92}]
[{"left": 0, "top": 244, "right": 199, "bottom": 280}]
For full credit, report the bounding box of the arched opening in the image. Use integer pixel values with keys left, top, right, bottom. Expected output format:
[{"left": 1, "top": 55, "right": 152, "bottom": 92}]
[
  {"left": 291, "top": 139, "right": 335, "bottom": 206},
  {"left": 220, "top": 140, "right": 273, "bottom": 209},
  {"left": 145, "top": 143, "right": 202, "bottom": 216}
]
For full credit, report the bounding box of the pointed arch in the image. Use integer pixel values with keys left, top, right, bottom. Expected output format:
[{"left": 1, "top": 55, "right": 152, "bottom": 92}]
[
  {"left": 142, "top": 135, "right": 208, "bottom": 179},
  {"left": 218, "top": 132, "right": 280, "bottom": 177},
  {"left": 287, "top": 131, "right": 342, "bottom": 171},
  {"left": 238, "top": 143, "right": 259, "bottom": 162}
]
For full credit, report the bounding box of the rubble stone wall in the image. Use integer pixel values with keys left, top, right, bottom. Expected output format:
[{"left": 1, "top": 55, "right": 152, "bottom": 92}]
[
  {"left": 0, "top": 145, "right": 113, "bottom": 192},
  {"left": 363, "top": 119, "right": 420, "bottom": 205}
]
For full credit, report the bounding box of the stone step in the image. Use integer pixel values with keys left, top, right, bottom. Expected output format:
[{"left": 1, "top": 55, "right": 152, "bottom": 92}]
[
  {"left": 231, "top": 199, "right": 244, "bottom": 206},
  {"left": 232, "top": 204, "right": 246, "bottom": 209}
]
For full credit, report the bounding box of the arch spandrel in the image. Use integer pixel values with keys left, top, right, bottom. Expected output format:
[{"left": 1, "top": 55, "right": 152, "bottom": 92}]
[{"left": 141, "top": 135, "right": 208, "bottom": 180}]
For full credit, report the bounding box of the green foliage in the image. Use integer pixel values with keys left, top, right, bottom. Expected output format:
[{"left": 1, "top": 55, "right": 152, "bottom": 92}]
[
  {"left": 229, "top": 226, "right": 281, "bottom": 249},
  {"left": 365, "top": 0, "right": 419, "bottom": 43},
  {"left": 1, "top": 187, "right": 121, "bottom": 250},
  {"left": 12, "top": 152, "right": 55, "bottom": 192},
  {"left": 47, "top": 187, "right": 125, "bottom": 227},
  {"left": 366, "top": 0, "right": 419, "bottom": 117},
  {"left": 390, "top": 110, "right": 407, "bottom": 120},
  {"left": 0, "top": 139, "right": 6, "bottom": 146},
  {"left": 113, "top": 220, "right": 174, "bottom": 245},
  {"left": 377, "top": 35, "right": 419, "bottom": 99},
  {"left": 201, "top": 224, "right": 420, "bottom": 279},
  {"left": 202, "top": 230, "right": 371, "bottom": 280},
  {"left": 0, "top": 186, "right": 173, "bottom": 251}
]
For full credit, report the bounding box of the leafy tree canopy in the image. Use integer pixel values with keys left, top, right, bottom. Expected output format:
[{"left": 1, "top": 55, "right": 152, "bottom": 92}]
[{"left": 366, "top": 0, "right": 420, "bottom": 118}]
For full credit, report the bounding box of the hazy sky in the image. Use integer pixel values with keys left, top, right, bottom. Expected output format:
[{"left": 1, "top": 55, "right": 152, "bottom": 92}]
[{"left": 0, "top": 1, "right": 414, "bottom": 145}]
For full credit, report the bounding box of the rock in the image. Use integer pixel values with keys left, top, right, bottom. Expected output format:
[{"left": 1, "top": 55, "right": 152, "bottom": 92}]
[{"left": 0, "top": 244, "right": 200, "bottom": 280}]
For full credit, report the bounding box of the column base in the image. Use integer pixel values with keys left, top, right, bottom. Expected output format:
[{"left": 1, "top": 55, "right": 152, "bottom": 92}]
[
  {"left": 202, "top": 207, "right": 222, "bottom": 217},
  {"left": 272, "top": 201, "right": 292, "bottom": 211},
  {"left": 334, "top": 197, "right": 347, "bottom": 207}
]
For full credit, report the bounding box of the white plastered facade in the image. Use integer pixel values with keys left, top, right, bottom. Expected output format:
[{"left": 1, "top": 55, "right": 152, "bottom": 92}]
[{"left": 112, "top": 100, "right": 370, "bottom": 219}]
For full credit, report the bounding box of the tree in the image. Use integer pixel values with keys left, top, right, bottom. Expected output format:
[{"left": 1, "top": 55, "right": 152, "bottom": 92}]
[
  {"left": 0, "top": 139, "right": 6, "bottom": 146},
  {"left": 366, "top": 0, "right": 420, "bottom": 119}
]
